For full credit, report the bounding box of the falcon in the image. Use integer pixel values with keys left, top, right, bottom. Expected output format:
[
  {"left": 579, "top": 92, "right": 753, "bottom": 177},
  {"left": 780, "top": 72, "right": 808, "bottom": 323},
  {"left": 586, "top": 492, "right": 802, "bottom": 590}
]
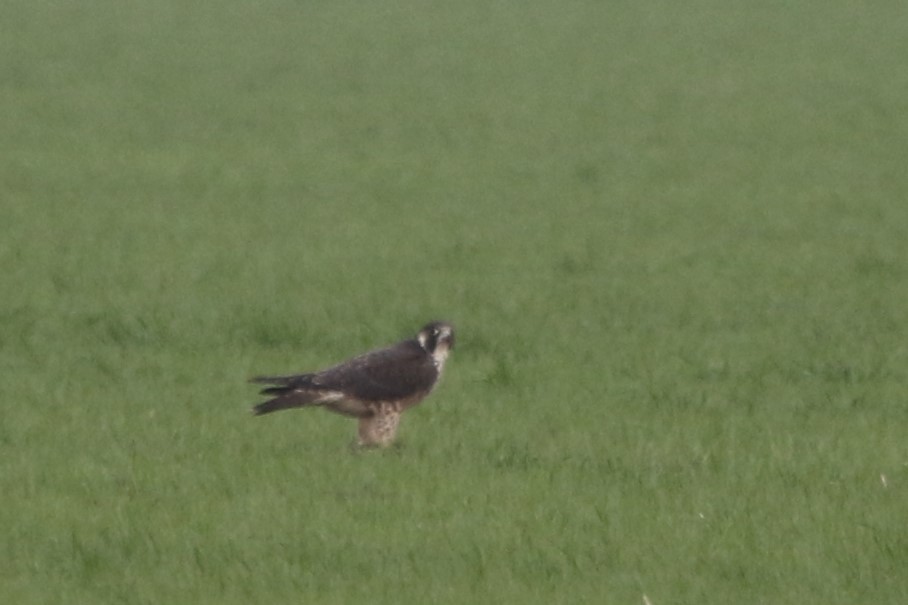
[{"left": 250, "top": 321, "right": 455, "bottom": 447}]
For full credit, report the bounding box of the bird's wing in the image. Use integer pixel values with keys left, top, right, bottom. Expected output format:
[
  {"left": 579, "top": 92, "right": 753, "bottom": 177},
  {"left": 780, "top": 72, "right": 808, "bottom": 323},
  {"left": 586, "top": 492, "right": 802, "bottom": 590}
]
[
  {"left": 249, "top": 373, "right": 311, "bottom": 387},
  {"left": 314, "top": 339, "right": 438, "bottom": 403}
]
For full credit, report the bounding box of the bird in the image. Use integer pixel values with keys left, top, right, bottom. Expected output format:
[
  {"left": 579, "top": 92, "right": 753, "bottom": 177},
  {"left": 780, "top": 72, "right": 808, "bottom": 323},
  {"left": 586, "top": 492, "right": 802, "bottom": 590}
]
[{"left": 250, "top": 321, "right": 455, "bottom": 447}]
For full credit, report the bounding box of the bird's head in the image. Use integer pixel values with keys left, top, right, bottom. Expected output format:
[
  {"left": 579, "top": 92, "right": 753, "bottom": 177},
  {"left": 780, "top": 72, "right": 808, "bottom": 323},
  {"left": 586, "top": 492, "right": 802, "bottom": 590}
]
[{"left": 417, "top": 321, "right": 455, "bottom": 367}]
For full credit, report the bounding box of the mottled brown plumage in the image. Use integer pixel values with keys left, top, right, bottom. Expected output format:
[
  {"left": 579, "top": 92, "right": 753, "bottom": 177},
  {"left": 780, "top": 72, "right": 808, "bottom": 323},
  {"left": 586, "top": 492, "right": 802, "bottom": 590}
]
[{"left": 251, "top": 321, "right": 454, "bottom": 447}]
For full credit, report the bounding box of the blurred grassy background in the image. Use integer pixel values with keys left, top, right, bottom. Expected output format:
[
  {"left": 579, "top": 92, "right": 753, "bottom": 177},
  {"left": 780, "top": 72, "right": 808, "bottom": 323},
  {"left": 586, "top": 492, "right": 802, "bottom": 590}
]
[{"left": 2, "top": 1, "right": 907, "bottom": 603}]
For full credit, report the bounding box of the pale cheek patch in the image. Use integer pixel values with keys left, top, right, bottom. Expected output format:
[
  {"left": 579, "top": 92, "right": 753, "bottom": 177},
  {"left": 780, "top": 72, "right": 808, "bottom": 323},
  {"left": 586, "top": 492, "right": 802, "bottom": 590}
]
[{"left": 432, "top": 344, "right": 450, "bottom": 372}]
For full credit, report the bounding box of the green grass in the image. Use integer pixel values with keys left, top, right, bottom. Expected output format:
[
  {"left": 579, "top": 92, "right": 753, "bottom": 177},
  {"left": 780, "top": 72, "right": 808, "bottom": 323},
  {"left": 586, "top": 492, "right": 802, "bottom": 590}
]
[{"left": 3, "top": 0, "right": 908, "bottom": 602}]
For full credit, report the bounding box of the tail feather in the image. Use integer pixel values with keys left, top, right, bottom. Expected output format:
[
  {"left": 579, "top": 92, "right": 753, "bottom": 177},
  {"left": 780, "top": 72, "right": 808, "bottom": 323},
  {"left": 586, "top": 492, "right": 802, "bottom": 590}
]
[
  {"left": 259, "top": 385, "right": 292, "bottom": 396},
  {"left": 249, "top": 373, "right": 326, "bottom": 416},
  {"left": 249, "top": 373, "right": 315, "bottom": 397},
  {"left": 250, "top": 383, "right": 321, "bottom": 416},
  {"left": 252, "top": 396, "right": 300, "bottom": 416}
]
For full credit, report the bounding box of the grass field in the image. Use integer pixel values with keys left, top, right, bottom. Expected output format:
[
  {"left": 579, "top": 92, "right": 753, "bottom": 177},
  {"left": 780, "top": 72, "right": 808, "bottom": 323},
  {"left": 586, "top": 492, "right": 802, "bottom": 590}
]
[{"left": 2, "top": 0, "right": 908, "bottom": 603}]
